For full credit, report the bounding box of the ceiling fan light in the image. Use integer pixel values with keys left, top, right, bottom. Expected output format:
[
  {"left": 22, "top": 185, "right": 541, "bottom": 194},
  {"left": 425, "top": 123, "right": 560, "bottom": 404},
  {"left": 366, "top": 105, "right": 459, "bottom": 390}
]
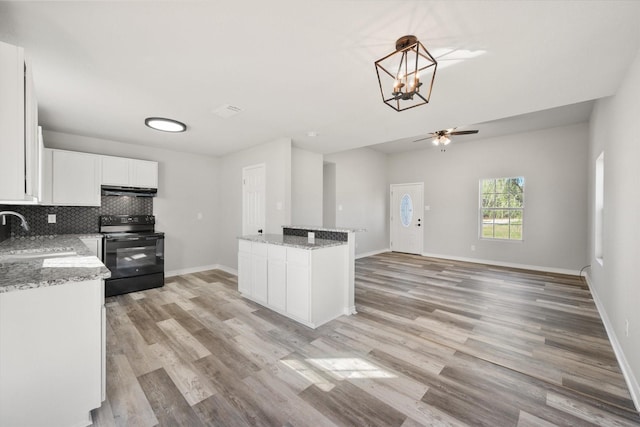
[{"left": 145, "top": 117, "right": 187, "bottom": 133}]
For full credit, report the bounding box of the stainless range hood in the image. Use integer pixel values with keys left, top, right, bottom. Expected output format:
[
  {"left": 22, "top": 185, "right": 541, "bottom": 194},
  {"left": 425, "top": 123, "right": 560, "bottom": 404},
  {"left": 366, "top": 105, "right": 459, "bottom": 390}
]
[{"left": 101, "top": 185, "right": 157, "bottom": 197}]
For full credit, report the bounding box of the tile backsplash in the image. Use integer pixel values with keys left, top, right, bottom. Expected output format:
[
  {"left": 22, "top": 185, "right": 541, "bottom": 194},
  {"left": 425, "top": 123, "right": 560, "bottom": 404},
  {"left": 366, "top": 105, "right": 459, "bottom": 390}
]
[
  {"left": 283, "top": 227, "right": 348, "bottom": 242},
  {"left": 0, "top": 196, "right": 152, "bottom": 239}
]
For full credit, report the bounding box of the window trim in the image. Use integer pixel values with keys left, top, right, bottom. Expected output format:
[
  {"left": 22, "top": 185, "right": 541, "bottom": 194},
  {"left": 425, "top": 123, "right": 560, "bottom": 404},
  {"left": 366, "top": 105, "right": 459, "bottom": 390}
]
[{"left": 478, "top": 176, "right": 525, "bottom": 242}]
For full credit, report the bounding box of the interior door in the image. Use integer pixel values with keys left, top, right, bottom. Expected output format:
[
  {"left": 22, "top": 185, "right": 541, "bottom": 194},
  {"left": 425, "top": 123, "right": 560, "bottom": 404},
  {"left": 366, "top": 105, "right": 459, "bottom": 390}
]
[
  {"left": 390, "top": 183, "right": 424, "bottom": 255},
  {"left": 242, "top": 164, "right": 266, "bottom": 235}
]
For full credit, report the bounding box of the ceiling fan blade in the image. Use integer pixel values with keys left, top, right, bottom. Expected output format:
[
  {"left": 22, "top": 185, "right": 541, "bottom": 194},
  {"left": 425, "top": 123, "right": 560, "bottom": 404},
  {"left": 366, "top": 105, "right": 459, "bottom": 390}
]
[
  {"left": 449, "top": 130, "right": 479, "bottom": 135},
  {"left": 412, "top": 136, "right": 432, "bottom": 142}
]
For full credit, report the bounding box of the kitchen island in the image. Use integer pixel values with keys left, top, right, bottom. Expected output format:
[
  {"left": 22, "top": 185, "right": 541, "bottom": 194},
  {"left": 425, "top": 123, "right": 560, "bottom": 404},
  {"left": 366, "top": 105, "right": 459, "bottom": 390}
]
[
  {"left": 0, "top": 235, "right": 110, "bottom": 427},
  {"left": 238, "top": 232, "right": 348, "bottom": 328}
]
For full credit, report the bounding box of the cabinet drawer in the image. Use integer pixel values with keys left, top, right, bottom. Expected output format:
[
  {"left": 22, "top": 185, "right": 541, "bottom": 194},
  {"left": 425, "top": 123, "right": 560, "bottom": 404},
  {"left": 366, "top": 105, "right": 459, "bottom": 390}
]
[
  {"left": 268, "top": 245, "right": 287, "bottom": 261},
  {"left": 239, "top": 240, "right": 252, "bottom": 253},
  {"left": 287, "top": 248, "right": 309, "bottom": 265},
  {"left": 252, "top": 242, "right": 268, "bottom": 257}
]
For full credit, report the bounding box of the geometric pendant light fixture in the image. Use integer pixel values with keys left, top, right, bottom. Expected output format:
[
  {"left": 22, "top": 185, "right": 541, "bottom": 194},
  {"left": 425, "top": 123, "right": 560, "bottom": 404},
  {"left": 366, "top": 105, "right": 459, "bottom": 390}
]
[{"left": 375, "top": 35, "right": 438, "bottom": 112}]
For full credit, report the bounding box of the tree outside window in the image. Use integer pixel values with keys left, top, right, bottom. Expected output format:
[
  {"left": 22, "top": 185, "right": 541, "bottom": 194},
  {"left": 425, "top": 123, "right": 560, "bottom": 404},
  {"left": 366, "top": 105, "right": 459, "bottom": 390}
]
[{"left": 480, "top": 177, "right": 524, "bottom": 240}]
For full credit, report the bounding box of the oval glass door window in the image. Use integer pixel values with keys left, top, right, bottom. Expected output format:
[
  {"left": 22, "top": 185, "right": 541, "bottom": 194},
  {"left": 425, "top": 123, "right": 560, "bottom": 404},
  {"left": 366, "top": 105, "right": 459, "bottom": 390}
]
[{"left": 400, "top": 193, "right": 413, "bottom": 227}]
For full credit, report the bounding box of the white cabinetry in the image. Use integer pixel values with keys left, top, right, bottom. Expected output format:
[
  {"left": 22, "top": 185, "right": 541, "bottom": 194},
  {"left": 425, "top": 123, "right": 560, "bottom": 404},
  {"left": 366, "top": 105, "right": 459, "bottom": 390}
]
[
  {"left": 0, "top": 280, "right": 105, "bottom": 427},
  {"left": 80, "top": 236, "right": 103, "bottom": 261},
  {"left": 102, "top": 155, "right": 158, "bottom": 188},
  {"left": 238, "top": 241, "right": 348, "bottom": 328},
  {"left": 267, "top": 245, "right": 287, "bottom": 312},
  {"left": 286, "top": 248, "right": 310, "bottom": 321},
  {"left": 238, "top": 241, "right": 252, "bottom": 295},
  {"left": 0, "top": 41, "right": 40, "bottom": 203},
  {"left": 251, "top": 243, "right": 268, "bottom": 304},
  {"left": 42, "top": 149, "right": 101, "bottom": 206}
]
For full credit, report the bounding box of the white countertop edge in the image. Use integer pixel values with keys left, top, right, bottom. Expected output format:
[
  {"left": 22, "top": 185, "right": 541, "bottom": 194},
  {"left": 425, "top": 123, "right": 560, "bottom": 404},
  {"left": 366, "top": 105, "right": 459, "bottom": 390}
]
[{"left": 237, "top": 234, "right": 347, "bottom": 250}]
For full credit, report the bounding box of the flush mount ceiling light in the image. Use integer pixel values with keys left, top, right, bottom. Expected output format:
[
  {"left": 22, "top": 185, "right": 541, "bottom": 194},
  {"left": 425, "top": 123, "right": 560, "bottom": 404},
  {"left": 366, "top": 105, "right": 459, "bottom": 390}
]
[
  {"left": 375, "top": 35, "right": 438, "bottom": 112},
  {"left": 144, "top": 117, "right": 187, "bottom": 133}
]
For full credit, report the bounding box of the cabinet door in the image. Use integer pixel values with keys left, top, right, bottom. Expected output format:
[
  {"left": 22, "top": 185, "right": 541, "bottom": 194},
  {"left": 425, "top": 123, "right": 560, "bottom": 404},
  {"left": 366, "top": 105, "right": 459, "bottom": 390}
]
[
  {"left": 131, "top": 160, "right": 158, "bottom": 188},
  {"left": 0, "top": 42, "right": 26, "bottom": 201},
  {"left": 251, "top": 243, "right": 268, "bottom": 304},
  {"left": 286, "top": 251, "right": 310, "bottom": 321},
  {"left": 0, "top": 280, "right": 103, "bottom": 427},
  {"left": 101, "top": 156, "right": 130, "bottom": 186},
  {"left": 268, "top": 246, "right": 287, "bottom": 311},
  {"left": 238, "top": 251, "right": 252, "bottom": 295},
  {"left": 52, "top": 150, "right": 101, "bottom": 206}
]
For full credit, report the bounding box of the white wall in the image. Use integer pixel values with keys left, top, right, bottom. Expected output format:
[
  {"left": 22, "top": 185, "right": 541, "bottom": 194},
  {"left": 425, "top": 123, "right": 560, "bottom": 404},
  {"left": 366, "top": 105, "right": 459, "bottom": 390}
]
[
  {"left": 291, "top": 147, "right": 323, "bottom": 226},
  {"left": 588, "top": 50, "right": 640, "bottom": 406},
  {"left": 388, "top": 123, "right": 589, "bottom": 273},
  {"left": 323, "top": 162, "right": 336, "bottom": 228},
  {"left": 324, "top": 147, "right": 389, "bottom": 256},
  {"left": 217, "top": 137, "right": 292, "bottom": 270},
  {"left": 43, "top": 130, "right": 219, "bottom": 275}
]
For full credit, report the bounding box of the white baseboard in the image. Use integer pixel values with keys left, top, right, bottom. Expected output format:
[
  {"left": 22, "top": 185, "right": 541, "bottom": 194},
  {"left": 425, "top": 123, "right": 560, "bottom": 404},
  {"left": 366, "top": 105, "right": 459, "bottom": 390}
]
[
  {"left": 584, "top": 273, "right": 640, "bottom": 411},
  {"left": 356, "top": 248, "right": 390, "bottom": 259},
  {"left": 165, "top": 264, "right": 237, "bottom": 278},
  {"left": 421, "top": 252, "right": 581, "bottom": 276}
]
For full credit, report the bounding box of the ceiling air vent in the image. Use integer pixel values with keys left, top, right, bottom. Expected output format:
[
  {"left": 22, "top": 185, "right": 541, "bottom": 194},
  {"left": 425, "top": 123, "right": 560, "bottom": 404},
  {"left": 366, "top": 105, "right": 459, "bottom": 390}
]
[{"left": 212, "top": 104, "right": 243, "bottom": 118}]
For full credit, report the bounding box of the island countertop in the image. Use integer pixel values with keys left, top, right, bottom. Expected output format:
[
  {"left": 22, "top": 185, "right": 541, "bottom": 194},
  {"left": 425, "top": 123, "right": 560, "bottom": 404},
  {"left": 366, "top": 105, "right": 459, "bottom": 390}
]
[
  {"left": 238, "top": 234, "right": 347, "bottom": 250},
  {"left": 0, "top": 235, "right": 111, "bottom": 294}
]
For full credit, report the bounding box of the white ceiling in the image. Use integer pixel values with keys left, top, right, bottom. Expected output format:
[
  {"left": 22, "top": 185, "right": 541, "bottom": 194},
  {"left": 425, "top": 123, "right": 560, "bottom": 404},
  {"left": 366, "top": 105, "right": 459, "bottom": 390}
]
[
  {"left": 1, "top": 1, "right": 639, "bottom": 157},
  {"left": 370, "top": 100, "right": 595, "bottom": 154}
]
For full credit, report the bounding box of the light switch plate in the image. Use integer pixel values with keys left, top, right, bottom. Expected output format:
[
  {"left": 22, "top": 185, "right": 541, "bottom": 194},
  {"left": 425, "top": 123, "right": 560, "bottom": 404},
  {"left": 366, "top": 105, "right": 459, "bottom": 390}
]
[{"left": 47, "top": 214, "right": 56, "bottom": 224}]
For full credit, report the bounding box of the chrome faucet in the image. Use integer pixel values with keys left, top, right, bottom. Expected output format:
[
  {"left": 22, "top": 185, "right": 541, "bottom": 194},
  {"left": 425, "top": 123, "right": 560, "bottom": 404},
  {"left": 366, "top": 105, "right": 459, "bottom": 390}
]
[{"left": 0, "top": 211, "right": 30, "bottom": 232}]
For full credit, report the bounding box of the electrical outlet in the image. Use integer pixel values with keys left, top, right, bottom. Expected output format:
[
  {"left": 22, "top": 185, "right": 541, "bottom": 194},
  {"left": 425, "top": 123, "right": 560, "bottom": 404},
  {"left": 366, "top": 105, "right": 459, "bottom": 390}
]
[
  {"left": 47, "top": 214, "right": 56, "bottom": 224},
  {"left": 625, "top": 319, "right": 629, "bottom": 337},
  {"left": 471, "top": 245, "right": 476, "bottom": 251}
]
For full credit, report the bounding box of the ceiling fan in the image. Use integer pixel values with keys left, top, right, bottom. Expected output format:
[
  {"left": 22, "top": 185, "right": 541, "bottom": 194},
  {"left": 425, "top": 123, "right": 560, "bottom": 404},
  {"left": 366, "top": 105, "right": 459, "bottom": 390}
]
[{"left": 414, "top": 128, "right": 479, "bottom": 150}]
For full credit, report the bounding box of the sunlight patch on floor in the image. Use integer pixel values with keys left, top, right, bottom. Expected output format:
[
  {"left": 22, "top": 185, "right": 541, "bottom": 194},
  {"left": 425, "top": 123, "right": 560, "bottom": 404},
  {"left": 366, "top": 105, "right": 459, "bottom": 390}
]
[{"left": 281, "top": 357, "right": 395, "bottom": 391}]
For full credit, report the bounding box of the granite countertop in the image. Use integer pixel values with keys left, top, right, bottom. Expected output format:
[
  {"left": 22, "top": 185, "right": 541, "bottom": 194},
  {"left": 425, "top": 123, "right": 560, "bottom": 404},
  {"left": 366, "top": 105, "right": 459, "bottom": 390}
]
[
  {"left": 282, "top": 225, "right": 366, "bottom": 233},
  {"left": 0, "top": 235, "right": 111, "bottom": 294},
  {"left": 238, "top": 234, "right": 347, "bottom": 249}
]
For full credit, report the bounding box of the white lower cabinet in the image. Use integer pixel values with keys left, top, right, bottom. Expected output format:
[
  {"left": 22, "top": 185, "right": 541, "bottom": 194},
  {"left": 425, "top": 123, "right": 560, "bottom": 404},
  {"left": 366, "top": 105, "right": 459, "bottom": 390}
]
[
  {"left": 80, "top": 236, "right": 103, "bottom": 261},
  {"left": 0, "top": 279, "right": 105, "bottom": 427},
  {"left": 267, "top": 245, "right": 287, "bottom": 311},
  {"left": 238, "top": 240, "right": 347, "bottom": 328},
  {"left": 238, "top": 247, "right": 252, "bottom": 295},
  {"left": 251, "top": 243, "right": 268, "bottom": 304}
]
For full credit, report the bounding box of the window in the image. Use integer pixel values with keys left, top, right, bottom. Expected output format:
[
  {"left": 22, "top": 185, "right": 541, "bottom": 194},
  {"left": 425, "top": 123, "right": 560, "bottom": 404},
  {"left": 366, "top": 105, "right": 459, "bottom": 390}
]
[{"left": 480, "top": 176, "right": 524, "bottom": 240}]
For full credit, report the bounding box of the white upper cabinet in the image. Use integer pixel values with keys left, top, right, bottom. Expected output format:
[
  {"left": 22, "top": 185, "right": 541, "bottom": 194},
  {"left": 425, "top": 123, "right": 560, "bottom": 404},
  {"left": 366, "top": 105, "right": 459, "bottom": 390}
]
[
  {"left": 131, "top": 159, "right": 158, "bottom": 188},
  {"left": 101, "top": 155, "right": 158, "bottom": 188},
  {"left": 0, "top": 41, "right": 40, "bottom": 204},
  {"left": 42, "top": 149, "right": 101, "bottom": 206},
  {"left": 101, "top": 156, "right": 130, "bottom": 186}
]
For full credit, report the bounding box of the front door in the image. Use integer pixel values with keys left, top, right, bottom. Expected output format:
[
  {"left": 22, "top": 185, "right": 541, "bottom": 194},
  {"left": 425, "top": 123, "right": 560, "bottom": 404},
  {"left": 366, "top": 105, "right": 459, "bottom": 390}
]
[
  {"left": 390, "top": 183, "right": 424, "bottom": 255},
  {"left": 242, "top": 164, "right": 266, "bottom": 235}
]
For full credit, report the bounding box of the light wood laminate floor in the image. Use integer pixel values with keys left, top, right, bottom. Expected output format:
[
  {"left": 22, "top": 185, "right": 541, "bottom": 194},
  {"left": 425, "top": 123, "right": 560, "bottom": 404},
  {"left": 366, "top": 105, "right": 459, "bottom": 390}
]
[{"left": 91, "top": 252, "right": 640, "bottom": 426}]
